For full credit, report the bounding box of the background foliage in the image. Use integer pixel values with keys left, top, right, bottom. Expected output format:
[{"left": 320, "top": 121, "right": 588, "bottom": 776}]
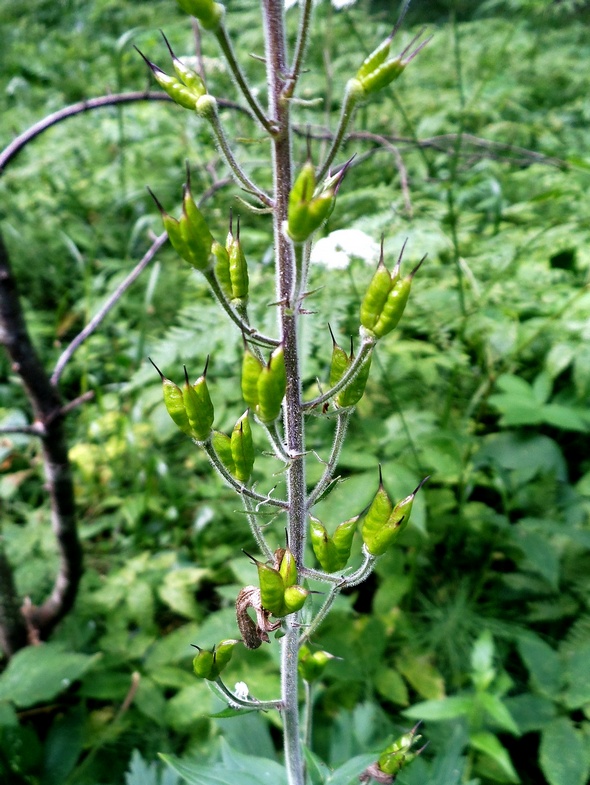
[{"left": 1, "top": 0, "right": 590, "bottom": 783}]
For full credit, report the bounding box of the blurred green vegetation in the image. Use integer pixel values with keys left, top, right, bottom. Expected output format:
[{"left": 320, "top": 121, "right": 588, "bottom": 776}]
[{"left": 1, "top": 0, "right": 590, "bottom": 783}]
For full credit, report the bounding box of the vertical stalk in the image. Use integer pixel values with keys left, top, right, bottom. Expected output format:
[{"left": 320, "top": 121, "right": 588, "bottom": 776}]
[{"left": 262, "top": 2, "right": 305, "bottom": 784}]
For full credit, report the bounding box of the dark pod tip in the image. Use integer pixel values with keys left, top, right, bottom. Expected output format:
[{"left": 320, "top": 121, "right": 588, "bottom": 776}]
[{"left": 148, "top": 356, "right": 165, "bottom": 380}]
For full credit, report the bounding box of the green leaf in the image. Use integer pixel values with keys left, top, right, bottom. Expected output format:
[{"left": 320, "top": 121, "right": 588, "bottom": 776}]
[
  {"left": 326, "top": 754, "right": 380, "bottom": 785},
  {"left": 541, "top": 403, "right": 589, "bottom": 432},
  {"left": 503, "top": 694, "right": 557, "bottom": 734},
  {"left": 470, "top": 731, "right": 520, "bottom": 783},
  {"left": 159, "top": 743, "right": 287, "bottom": 785},
  {"left": 0, "top": 643, "right": 99, "bottom": 708},
  {"left": 562, "top": 641, "right": 590, "bottom": 710},
  {"left": 395, "top": 654, "right": 445, "bottom": 700},
  {"left": 540, "top": 718, "right": 588, "bottom": 785},
  {"left": 41, "top": 708, "right": 85, "bottom": 785},
  {"left": 374, "top": 668, "right": 409, "bottom": 706},
  {"left": 517, "top": 635, "right": 562, "bottom": 698},
  {"left": 478, "top": 692, "right": 520, "bottom": 735},
  {"left": 403, "top": 695, "right": 473, "bottom": 721}
]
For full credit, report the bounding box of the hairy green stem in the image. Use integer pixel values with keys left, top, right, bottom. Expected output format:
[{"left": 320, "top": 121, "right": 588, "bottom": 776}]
[
  {"left": 203, "top": 100, "right": 273, "bottom": 206},
  {"left": 215, "top": 23, "right": 275, "bottom": 134},
  {"left": 204, "top": 271, "right": 279, "bottom": 347},
  {"left": 286, "top": 0, "right": 315, "bottom": 99},
  {"left": 203, "top": 439, "right": 288, "bottom": 509},
  {"left": 212, "top": 677, "right": 282, "bottom": 711},
  {"left": 317, "top": 81, "right": 359, "bottom": 181},
  {"left": 307, "top": 409, "right": 351, "bottom": 508}
]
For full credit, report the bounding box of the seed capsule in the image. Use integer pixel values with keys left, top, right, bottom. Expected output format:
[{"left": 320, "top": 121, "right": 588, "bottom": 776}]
[
  {"left": 231, "top": 410, "right": 254, "bottom": 483},
  {"left": 212, "top": 430, "right": 235, "bottom": 475},
  {"left": 192, "top": 639, "right": 239, "bottom": 681},
  {"left": 241, "top": 347, "right": 263, "bottom": 410},
  {"left": 286, "top": 157, "right": 348, "bottom": 243},
  {"left": 298, "top": 645, "right": 335, "bottom": 683},
  {"left": 227, "top": 215, "right": 249, "bottom": 300},
  {"left": 176, "top": 0, "right": 225, "bottom": 30},
  {"left": 359, "top": 239, "right": 395, "bottom": 332},
  {"left": 256, "top": 345, "right": 286, "bottom": 424},
  {"left": 310, "top": 516, "right": 357, "bottom": 572},
  {"left": 182, "top": 361, "right": 214, "bottom": 442},
  {"left": 276, "top": 546, "right": 298, "bottom": 588},
  {"left": 212, "top": 241, "right": 232, "bottom": 298},
  {"left": 161, "top": 32, "right": 207, "bottom": 98},
  {"left": 150, "top": 359, "right": 192, "bottom": 437}
]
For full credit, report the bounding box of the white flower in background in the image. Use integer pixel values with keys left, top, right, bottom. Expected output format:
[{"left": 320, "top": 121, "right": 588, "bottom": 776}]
[{"left": 310, "top": 229, "right": 380, "bottom": 269}]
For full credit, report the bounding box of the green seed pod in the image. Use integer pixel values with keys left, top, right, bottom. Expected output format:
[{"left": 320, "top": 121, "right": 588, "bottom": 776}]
[
  {"left": 161, "top": 31, "right": 207, "bottom": 98},
  {"left": 227, "top": 216, "right": 249, "bottom": 300},
  {"left": 212, "top": 638, "right": 239, "bottom": 674},
  {"left": 359, "top": 240, "right": 394, "bottom": 331},
  {"left": 176, "top": 0, "right": 224, "bottom": 30},
  {"left": 276, "top": 546, "right": 298, "bottom": 588},
  {"left": 364, "top": 516, "right": 405, "bottom": 557},
  {"left": 356, "top": 34, "right": 392, "bottom": 81},
  {"left": 287, "top": 159, "right": 317, "bottom": 243},
  {"left": 231, "top": 411, "right": 254, "bottom": 484},
  {"left": 281, "top": 584, "right": 309, "bottom": 615},
  {"left": 371, "top": 255, "right": 424, "bottom": 339},
  {"left": 298, "top": 645, "right": 335, "bottom": 683},
  {"left": 310, "top": 517, "right": 340, "bottom": 573},
  {"left": 359, "top": 57, "right": 405, "bottom": 96},
  {"left": 388, "top": 476, "right": 430, "bottom": 535},
  {"left": 310, "top": 516, "right": 357, "bottom": 572},
  {"left": 252, "top": 557, "right": 286, "bottom": 617},
  {"left": 148, "top": 188, "right": 203, "bottom": 270},
  {"left": 256, "top": 345, "right": 286, "bottom": 424},
  {"left": 182, "top": 361, "right": 214, "bottom": 441},
  {"left": 336, "top": 346, "right": 372, "bottom": 408},
  {"left": 212, "top": 241, "right": 232, "bottom": 298},
  {"left": 192, "top": 646, "right": 215, "bottom": 679},
  {"left": 150, "top": 359, "right": 192, "bottom": 437},
  {"left": 328, "top": 326, "right": 351, "bottom": 389},
  {"left": 332, "top": 516, "right": 358, "bottom": 568},
  {"left": 180, "top": 178, "right": 215, "bottom": 272},
  {"left": 212, "top": 430, "right": 235, "bottom": 475},
  {"left": 361, "top": 468, "right": 394, "bottom": 556},
  {"left": 135, "top": 47, "right": 202, "bottom": 110},
  {"left": 241, "top": 347, "right": 263, "bottom": 410}
]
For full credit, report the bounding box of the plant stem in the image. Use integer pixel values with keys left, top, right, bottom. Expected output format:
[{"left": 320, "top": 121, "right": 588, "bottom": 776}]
[
  {"left": 263, "top": 2, "right": 305, "bottom": 783},
  {"left": 215, "top": 23, "right": 275, "bottom": 135}
]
